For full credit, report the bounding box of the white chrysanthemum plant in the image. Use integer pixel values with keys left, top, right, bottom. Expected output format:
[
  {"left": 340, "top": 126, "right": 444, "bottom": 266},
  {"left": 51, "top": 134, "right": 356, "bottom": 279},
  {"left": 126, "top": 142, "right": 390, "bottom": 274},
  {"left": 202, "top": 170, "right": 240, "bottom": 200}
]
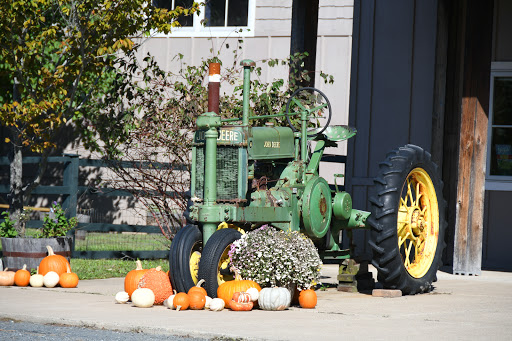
[{"left": 228, "top": 225, "right": 322, "bottom": 290}]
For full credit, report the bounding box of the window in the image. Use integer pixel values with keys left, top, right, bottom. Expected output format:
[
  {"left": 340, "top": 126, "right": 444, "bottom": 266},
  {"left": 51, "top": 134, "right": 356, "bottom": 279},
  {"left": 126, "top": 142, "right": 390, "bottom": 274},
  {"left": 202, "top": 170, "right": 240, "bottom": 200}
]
[
  {"left": 152, "top": 0, "right": 255, "bottom": 37},
  {"left": 486, "top": 62, "right": 512, "bottom": 190}
]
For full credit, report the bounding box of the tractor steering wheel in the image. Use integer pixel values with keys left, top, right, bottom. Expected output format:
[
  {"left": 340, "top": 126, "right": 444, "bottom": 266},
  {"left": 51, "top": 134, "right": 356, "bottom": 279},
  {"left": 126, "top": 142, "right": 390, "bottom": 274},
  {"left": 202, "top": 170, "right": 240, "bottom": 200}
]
[{"left": 285, "top": 87, "right": 332, "bottom": 138}]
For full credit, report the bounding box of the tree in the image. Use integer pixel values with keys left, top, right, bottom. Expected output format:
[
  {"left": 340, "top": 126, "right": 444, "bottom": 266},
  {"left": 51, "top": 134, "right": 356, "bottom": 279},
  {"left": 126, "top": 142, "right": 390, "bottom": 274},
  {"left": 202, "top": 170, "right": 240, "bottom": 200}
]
[{"left": 0, "top": 0, "right": 198, "bottom": 234}]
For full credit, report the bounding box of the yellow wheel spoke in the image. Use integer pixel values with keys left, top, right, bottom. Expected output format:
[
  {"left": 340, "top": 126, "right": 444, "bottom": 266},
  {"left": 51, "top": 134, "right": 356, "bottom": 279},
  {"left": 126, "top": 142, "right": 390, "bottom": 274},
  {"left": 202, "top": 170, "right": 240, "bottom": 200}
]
[
  {"left": 407, "top": 179, "right": 414, "bottom": 206},
  {"left": 404, "top": 240, "right": 414, "bottom": 267}
]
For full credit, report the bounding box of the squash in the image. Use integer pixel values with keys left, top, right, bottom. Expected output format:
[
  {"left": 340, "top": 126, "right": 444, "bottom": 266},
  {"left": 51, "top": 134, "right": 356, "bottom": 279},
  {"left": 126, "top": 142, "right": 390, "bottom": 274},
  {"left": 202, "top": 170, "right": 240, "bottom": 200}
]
[
  {"left": 124, "top": 260, "right": 148, "bottom": 299},
  {"left": 132, "top": 288, "right": 155, "bottom": 308},
  {"left": 298, "top": 289, "right": 317, "bottom": 309},
  {"left": 187, "top": 278, "right": 207, "bottom": 297},
  {"left": 209, "top": 298, "right": 225, "bottom": 311},
  {"left": 137, "top": 266, "right": 173, "bottom": 305},
  {"left": 163, "top": 290, "right": 178, "bottom": 309},
  {"left": 60, "top": 264, "right": 79, "bottom": 288},
  {"left": 14, "top": 265, "right": 31, "bottom": 287},
  {"left": 43, "top": 271, "right": 60, "bottom": 288},
  {"left": 188, "top": 291, "right": 206, "bottom": 310},
  {"left": 204, "top": 296, "right": 213, "bottom": 309},
  {"left": 39, "top": 245, "right": 70, "bottom": 276},
  {"left": 229, "top": 300, "right": 253, "bottom": 311},
  {"left": 232, "top": 291, "right": 252, "bottom": 304},
  {"left": 217, "top": 270, "right": 261, "bottom": 308},
  {"left": 258, "top": 287, "right": 291, "bottom": 311},
  {"left": 173, "top": 292, "right": 190, "bottom": 311},
  {"left": 246, "top": 287, "right": 260, "bottom": 302},
  {"left": 115, "top": 291, "right": 130, "bottom": 304},
  {"left": 29, "top": 267, "right": 44, "bottom": 287},
  {"left": 0, "top": 268, "right": 15, "bottom": 286}
]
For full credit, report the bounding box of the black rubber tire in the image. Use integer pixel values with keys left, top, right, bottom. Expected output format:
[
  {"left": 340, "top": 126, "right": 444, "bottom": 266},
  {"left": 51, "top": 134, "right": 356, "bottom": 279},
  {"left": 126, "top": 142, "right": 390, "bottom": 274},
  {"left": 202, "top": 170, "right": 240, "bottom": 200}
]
[
  {"left": 197, "top": 228, "right": 242, "bottom": 298},
  {"left": 368, "top": 144, "right": 447, "bottom": 295},
  {"left": 168, "top": 224, "right": 202, "bottom": 293}
]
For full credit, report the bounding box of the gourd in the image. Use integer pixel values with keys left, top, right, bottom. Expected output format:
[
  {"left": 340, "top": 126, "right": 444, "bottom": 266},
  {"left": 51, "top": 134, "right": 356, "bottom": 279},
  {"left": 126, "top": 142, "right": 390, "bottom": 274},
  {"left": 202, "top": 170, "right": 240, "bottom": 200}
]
[
  {"left": 173, "top": 292, "right": 190, "bottom": 311},
  {"left": 115, "top": 291, "right": 130, "bottom": 304},
  {"left": 39, "top": 245, "right": 70, "bottom": 276},
  {"left": 29, "top": 267, "right": 44, "bottom": 287},
  {"left": 188, "top": 291, "right": 206, "bottom": 310},
  {"left": 209, "top": 298, "right": 225, "bottom": 311},
  {"left": 217, "top": 270, "right": 261, "bottom": 308},
  {"left": 60, "top": 264, "right": 79, "bottom": 288},
  {"left": 137, "top": 266, "right": 173, "bottom": 305},
  {"left": 258, "top": 287, "right": 291, "bottom": 311},
  {"left": 124, "top": 260, "right": 148, "bottom": 299},
  {"left": 246, "top": 287, "right": 260, "bottom": 302},
  {"left": 298, "top": 289, "right": 317, "bottom": 309},
  {"left": 43, "top": 271, "right": 60, "bottom": 288},
  {"left": 131, "top": 288, "right": 155, "bottom": 308},
  {"left": 232, "top": 291, "right": 252, "bottom": 304},
  {"left": 14, "top": 265, "right": 31, "bottom": 287},
  {"left": 204, "top": 296, "right": 213, "bottom": 309},
  {"left": 187, "top": 279, "right": 207, "bottom": 297},
  {"left": 0, "top": 268, "right": 15, "bottom": 286},
  {"left": 230, "top": 292, "right": 253, "bottom": 311},
  {"left": 163, "top": 291, "right": 178, "bottom": 309}
]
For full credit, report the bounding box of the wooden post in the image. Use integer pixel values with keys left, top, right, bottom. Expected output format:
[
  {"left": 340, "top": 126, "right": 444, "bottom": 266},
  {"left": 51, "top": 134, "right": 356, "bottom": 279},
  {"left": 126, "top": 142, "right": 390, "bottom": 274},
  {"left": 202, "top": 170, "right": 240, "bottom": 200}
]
[{"left": 452, "top": 0, "right": 493, "bottom": 275}]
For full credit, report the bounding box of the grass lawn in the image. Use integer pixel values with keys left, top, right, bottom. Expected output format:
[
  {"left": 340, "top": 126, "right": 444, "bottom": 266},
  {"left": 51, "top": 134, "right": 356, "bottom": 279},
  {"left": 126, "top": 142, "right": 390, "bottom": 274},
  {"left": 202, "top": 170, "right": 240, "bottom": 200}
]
[{"left": 71, "top": 258, "right": 170, "bottom": 280}]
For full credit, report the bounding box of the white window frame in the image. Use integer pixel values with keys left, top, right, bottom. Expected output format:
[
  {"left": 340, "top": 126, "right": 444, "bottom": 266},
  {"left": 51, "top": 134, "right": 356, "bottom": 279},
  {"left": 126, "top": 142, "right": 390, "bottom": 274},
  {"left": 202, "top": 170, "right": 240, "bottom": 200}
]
[
  {"left": 485, "top": 62, "right": 512, "bottom": 191},
  {"left": 153, "top": 0, "right": 256, "bottom": 38}
]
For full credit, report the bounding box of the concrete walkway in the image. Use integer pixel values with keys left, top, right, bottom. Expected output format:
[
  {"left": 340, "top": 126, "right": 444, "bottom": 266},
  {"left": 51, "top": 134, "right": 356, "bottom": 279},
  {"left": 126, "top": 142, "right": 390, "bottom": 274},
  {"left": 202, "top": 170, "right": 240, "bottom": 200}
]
[{"left": 1, "top": 265, "right": 511, "bottom": 340}]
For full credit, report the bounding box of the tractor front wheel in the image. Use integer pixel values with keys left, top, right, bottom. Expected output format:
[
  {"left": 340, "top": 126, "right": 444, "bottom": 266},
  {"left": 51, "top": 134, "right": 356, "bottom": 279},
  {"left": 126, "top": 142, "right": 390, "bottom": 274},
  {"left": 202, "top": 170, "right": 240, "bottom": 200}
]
[
  {"left": 168, "top": 224, "right": 202, "bottom": 293},
  {"left": 197, "top": 228, "right": 242, "bottom": 298},
  {"left": 368, "top": 145, "right": 447, "bottom": 294}
]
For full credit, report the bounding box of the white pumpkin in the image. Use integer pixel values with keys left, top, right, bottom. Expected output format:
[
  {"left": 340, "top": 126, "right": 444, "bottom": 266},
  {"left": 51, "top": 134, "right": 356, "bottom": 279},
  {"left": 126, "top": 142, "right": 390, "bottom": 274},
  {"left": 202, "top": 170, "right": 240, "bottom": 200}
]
[
  {"left": 132, "top": 288, "right": 155, "bottom": 308},
  {"left": 43, "top": 271, "right": 60, "bottom": 288},
  {"left": 246, "top": 287, "right": 260, "bottom": 302},
  {"left": 29, "top": 273, "right": 44, "bottom": 287},
  {"left": 115, "top": 291, "right": 130, "bottom": 304},
  {"left": 209, "top": 298, "right": 225, "bottom": 311},
  {"left": 163, "top": 292, "right": 177, "bottom": 309},
  {"left": 204, "top": 296, "right": 213, "bottom": 309},
  {"left": 258, "top": 287, "right": 291, "bottom": 311}
]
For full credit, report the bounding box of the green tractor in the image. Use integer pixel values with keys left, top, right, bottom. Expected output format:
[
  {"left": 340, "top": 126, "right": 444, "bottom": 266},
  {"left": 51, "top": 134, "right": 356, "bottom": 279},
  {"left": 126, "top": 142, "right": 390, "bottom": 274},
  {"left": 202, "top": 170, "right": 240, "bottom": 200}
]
[{"left": 169, "top": 60, "right": 447, "bottom": 296}]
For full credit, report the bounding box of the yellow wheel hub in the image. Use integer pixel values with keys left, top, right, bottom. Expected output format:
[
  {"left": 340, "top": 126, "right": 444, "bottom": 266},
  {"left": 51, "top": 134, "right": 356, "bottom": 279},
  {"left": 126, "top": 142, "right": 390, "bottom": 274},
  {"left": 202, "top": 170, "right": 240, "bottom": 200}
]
[
  {"left": 190, "top": 251, "right": 201, "bottom": 284},
  {"left": 397, "top": 168, "right": 439, "bottom": 278},
  {"left": 217, "top": 247, "right": 234, "bottom": 285}
]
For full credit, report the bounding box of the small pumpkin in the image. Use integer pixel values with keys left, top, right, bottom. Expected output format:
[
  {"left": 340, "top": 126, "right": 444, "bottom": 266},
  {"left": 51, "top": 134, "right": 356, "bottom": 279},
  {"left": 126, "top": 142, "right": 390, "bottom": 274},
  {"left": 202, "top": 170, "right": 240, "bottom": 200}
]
[
  {"left": 204, "top": 296, "right": 213, "bottom": 309},
  {"left": 137, "top": 266, "right": 173, "bottom": 305},
  {"left": 188, "top": 278, "right": 207, "bottom": 297},
  {"left": 246, "top": 287, "right": 260, "bottom": 302},
  {"left": 298, "top": 289, "right": 317, "bottom": 309},
  {"left": 124, "top": 260, "right": 148, "bottom": 299},
  {"left": 0, "top": 268, "right": 15, "bottom": 286},
  {"left": 132, "top": 288, "right": 155, "bottom": 308},
  {"left": 14, "top": 265, "right": 31, "bottom": 287},
  {"left": 163, "top": 290, "right": 178, "bottom": 309},
  {"left": 115, "top": 291, "right": 130, "bottom": 304},
  {"left": 29, "top": 267, "right": 44, "bottom": 287},
  {"left": 60, "top": 263, "right": 79, "bottom": 288},
  {"left": 229, "top": 300, "right": 253, "bottom": 311},
  {"left": 43, "top": 271, "right": 60, "bottom": 288},
  {"left": 232, "top": 291, "right": 252, "bottom": 304},
  {"left": 173, "top": 292, "right": 190, "bottom": 311},
  {"left": 39, "top": 245, "right": 70, "bottom": 276},
  {"left": 188, "top": 291, "right": 206, "bottom": 310},
  {"left": 217, "top": 269, "right": 261, "bottom": 308},
  {"left": 258, "top": 287, "right": 291, "bottom": 311},
  {"left": 209, "top": 298, "right": 225, "bottom": 311}
]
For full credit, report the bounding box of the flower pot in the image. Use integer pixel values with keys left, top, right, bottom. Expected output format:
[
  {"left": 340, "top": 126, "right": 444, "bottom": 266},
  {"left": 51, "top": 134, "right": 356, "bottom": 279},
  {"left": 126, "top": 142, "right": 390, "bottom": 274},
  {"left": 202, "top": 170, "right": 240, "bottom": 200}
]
[{"left": 0, "top": 237, "right": 72, "bottom": 272}]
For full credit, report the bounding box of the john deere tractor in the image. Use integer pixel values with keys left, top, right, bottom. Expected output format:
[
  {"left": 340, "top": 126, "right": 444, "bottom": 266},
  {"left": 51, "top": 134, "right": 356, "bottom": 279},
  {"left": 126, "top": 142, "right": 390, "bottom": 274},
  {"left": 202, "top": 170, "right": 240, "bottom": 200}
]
[{"left": 169, "top": 60, "right": 447, "bottom": 297}]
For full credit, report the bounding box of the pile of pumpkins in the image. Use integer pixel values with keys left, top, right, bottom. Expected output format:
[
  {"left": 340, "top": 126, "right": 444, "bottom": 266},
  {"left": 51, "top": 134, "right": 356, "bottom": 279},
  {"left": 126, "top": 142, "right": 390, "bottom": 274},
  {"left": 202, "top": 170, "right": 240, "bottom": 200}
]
[
  {"left": 117, "top": 260, "right": 317, "bottom": 311},
  {"left": 0, "top": 245, "right": 79, "bottom": 289}
]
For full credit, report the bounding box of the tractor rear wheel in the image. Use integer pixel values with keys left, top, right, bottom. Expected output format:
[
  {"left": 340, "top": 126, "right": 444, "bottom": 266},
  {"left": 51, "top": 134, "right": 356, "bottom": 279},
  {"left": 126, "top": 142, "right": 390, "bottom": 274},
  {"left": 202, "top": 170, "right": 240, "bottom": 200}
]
[
  {"left": 197, "top": 228, "right": 242, "bottom": 298},
  {"left": 368, "top": 145, "right": 447, "bottom": 294},
  {"left": 168, "top": 224, "right": 202, "bottom": 293}
]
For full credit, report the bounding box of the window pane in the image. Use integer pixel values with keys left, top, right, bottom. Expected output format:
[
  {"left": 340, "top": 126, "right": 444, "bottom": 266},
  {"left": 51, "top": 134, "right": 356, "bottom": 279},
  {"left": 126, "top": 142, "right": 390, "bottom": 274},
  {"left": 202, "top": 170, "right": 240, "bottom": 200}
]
[
  {"left": 205, "top": 0, "right": 226, "bottom": 27},
  {"left": 227, "top": 0, "right": 249, "bottom": 26},
  {"left": 153, "top": 0, "right": 172, "bottom": 10},
  {"left": 493, "top": 77, "right": 512, "bottom": 125},
  {"left": 490, "top": 128, "right": 512, "bottom": 176},
  {"left": 175, "top": 0, "right": 194, "bottom": 27}
]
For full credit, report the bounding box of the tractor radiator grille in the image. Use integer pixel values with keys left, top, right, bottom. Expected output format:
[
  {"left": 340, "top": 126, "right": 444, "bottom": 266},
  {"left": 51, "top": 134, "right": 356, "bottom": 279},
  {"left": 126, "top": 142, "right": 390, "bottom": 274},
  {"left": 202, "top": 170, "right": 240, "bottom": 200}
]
[{"left": 195, "top": 146, "right": 239, "bottom": 200}]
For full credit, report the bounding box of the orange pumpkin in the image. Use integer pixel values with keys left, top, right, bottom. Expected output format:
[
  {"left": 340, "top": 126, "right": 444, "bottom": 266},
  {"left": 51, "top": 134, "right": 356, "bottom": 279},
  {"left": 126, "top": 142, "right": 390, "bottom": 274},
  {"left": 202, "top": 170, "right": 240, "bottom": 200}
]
[
  {"left": 124, "top": 260, "right": 148, "bottom": 299},
  {"left": 14, "top": 264, "right": 31, "bottom": 287},
  {"left": 188, "top": 291, "right": 206, "bottom": 310},
  {"left": 39, "top": 245, "right": 70, "bottom": 276},
  {"left": 298, "top": 289, "right": 317, "bottom": 309},
  {"left": 60, "top": 264, "right": 79, "bottom": 288},
  {"left": 188, "top": 278, "right": 207, "bottom": 297},
  {"left": 229, "top": 300, "right": 253, "bottom": 311},
  {"left": 0, "top": 268, "right": 15, "bottom": 286},
  {"left": 137, "top": 266, "right": 173, "bottom": 305},
  {"left": 173, "top": 292, "right": 190, "bottom": 311},
  {"left": 217, "top": 270, "right": 261, "bottom": 308}
]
